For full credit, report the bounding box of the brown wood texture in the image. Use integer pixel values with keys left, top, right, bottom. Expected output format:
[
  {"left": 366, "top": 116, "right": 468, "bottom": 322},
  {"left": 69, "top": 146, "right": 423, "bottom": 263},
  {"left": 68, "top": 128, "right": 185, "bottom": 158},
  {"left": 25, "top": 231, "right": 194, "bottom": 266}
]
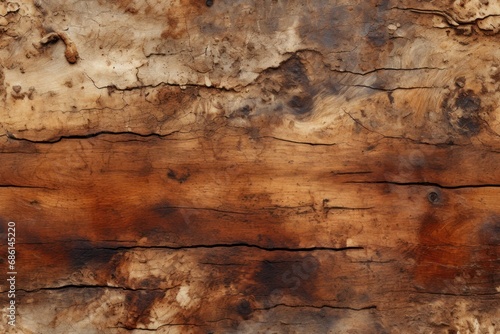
[{"left": 0, "top": 0, "right": 499, "bottom": 333}]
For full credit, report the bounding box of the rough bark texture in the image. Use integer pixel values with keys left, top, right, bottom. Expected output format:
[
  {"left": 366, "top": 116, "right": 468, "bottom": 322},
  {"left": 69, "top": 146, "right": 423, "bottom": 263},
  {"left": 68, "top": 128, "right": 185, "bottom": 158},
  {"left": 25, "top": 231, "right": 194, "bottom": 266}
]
[{"left": 0, "top": 0, "right": 499, "bottom": 333}]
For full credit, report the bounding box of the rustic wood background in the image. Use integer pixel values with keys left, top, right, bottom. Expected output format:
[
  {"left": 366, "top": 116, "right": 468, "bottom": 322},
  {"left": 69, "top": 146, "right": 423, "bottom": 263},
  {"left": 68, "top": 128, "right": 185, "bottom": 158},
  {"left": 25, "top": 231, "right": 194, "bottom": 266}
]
[{"left": 1, "top": 0, "right": 499, "bottom": 333}]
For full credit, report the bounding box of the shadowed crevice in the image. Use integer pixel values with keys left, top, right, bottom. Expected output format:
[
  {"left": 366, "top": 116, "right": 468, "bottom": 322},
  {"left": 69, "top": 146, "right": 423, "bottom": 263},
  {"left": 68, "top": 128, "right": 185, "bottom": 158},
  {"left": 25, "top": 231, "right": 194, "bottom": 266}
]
[{"left": 6, "top": 130, "right": 180, "bottom": 144}]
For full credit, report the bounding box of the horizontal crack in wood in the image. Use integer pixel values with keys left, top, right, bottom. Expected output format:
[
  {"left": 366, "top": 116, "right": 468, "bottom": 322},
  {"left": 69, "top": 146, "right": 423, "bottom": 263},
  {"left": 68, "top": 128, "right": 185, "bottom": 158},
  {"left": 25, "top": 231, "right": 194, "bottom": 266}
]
[
  {"left": 255, "top": 303, "right": 378, "bottom": 312},
  {"left": 97, "top": 243, "right": 364, "bottom": 252},
  {"left": 6, "top": 130, "right": 180, "bottom": 144},
  {"left": 0, "top": 184, "right": 53, "bottom": 190},
  {"left": 12, "top": 284, "right": 179, "bottom": 294},
  {"left": 345, "top": 180, "right": 500, "bottom": 189}
]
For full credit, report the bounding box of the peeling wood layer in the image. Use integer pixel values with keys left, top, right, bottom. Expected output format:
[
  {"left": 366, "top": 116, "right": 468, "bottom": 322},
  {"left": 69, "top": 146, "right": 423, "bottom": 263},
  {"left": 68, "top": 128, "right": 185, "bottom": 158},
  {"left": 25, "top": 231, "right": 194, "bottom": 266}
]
[{"left": 0, "top": 0, "right": 499, "bottom": 333}]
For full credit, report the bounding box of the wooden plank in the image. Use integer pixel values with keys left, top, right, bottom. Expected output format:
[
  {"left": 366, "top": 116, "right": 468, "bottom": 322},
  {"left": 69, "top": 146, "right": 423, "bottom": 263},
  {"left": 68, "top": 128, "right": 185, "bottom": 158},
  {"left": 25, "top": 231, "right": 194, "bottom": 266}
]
[{"left": 0, "top": 0, "right": 499, "bottom": 332}]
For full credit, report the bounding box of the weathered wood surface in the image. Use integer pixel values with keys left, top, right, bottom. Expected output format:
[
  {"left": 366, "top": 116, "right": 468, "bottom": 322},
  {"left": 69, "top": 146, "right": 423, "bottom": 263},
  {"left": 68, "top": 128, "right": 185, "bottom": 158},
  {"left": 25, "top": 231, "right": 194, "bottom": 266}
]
[{"left": 0, "top": 0, "right": 499, "bottom": 333}]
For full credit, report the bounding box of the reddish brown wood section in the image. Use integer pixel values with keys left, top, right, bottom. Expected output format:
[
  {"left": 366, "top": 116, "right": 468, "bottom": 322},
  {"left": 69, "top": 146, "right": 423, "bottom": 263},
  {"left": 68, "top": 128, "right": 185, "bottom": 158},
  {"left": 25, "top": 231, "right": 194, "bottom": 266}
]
[{"left": 0, "top": 0, "right": 499, "bottom": 333}]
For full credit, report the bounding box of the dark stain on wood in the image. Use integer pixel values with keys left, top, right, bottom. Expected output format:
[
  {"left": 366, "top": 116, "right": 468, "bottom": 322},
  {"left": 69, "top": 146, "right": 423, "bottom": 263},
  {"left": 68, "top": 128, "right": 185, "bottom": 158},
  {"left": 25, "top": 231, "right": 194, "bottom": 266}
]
[
  {"left": 288, "top": 94, "right": 313, "bottom": 115},
  {"left": 152, "top": 203, "right": 178, "bottom": 218},
  {"left": 443, "top": 88, "right": 483, "bottom": 137},
  {"left": 281, "top": 56, "right": 310, "bottom": 89},
  {"left": 167, "top": 168, "right": 191, "bottom": 183},
  {"left": 69, "top": 244, "right": 117, "bottom": 270},
  {"left": 387, "top": 92, "right": 394, "bottom": 104},
  {"left": 251, "top": 255, "right": 320, "bottom": 302},
  {"left": 281, "top": 56, "right": 316, "bottom": 115},
  {"left": 122, "top": 290, "right": 165, "bottom": 329},
  {"left": 231, "top": 105, "right": 252, "bottom": 118},
  {"left": 367, "top": 27, "right": 387, "bottom": 47},
  {"left": 236, "top": 299, "right": 253, "bottom": 319},
  {"left": 457, "top": 91, "right": 481, "bottom": 111},
  {"left": 297, "top": 3, "right": 353, "bottom": 49},
  {"left": 477, "top": 217, "right": 500, "bottom": 290},
  {"left": 479, "top": 216, "right": 500, "bottom": 246},
  {"left": 455, "top": 90, "right": 481, "bottom": 135},
  {"left": 457, "top": 116, "right": 481, "bottom": 135}
]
